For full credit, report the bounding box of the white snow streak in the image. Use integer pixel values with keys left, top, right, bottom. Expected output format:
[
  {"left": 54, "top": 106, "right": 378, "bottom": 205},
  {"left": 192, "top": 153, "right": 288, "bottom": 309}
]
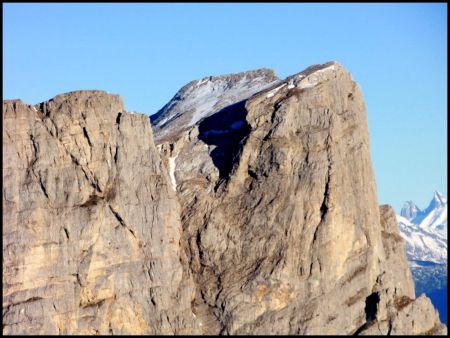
[
  {"left": 298, "top": 64, "right": 336, "bottom": 89},
  {"left": 168, "top": 155, "right": 178, "bottom": 191},
  {"left": 266, "top": 83, "right": 287, "bottom": 98}
]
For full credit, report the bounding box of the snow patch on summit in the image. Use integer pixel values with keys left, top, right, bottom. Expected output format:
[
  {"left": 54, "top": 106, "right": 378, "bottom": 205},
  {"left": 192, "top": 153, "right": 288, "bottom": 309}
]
[
  {"left": 266, "top": 83, "right": 287, "bottom": 98},
  {"left": 298, "top": 64, "right": 336, "bottom": 89},
  {"left": 151, "top": 69, "right": 280, "bottom": 142},
  {"left": 188, "top": 76, "right": 278, "bottom": 126}
]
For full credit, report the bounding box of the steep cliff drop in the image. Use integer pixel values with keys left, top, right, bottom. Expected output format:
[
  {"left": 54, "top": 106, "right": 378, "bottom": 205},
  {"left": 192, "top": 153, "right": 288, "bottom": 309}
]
[
  {"left": 2, "top": 62, "right": 447, "bottom": 335},
  {"left": 2, "top": 92, "right": 200, "bottom": 334},
  {"left": 153, "top": 62, "right": 447, "bottom": 335}
]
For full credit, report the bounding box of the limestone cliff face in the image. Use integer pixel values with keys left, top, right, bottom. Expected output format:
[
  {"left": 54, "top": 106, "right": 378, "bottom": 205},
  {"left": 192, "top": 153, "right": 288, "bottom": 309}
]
[
  {"left": 3, "top": 91, "right": 200, "bottom": 334},
  {"left": 154, "top": 62, "right": 446, "bottom": 335},
  {"left": 2, "top": 63, "right": 447, "bottom": 335}
]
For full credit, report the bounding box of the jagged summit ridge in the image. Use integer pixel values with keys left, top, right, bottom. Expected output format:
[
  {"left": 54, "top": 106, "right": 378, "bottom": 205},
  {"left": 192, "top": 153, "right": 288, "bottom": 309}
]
[
  {"left": 401, "top": 200, "right": 422, "bottom": 220},
  {"left": 398, "top": 191, "right": 448, "bottom": 264},
  {"left": 427, "top": 190, "right": 447, "bottom": 211}
]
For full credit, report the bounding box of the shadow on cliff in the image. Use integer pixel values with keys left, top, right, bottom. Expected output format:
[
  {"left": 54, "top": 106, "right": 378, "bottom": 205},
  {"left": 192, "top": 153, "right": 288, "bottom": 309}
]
[{"left": 198, "top": 100, "right": 251, "bottom": 181}]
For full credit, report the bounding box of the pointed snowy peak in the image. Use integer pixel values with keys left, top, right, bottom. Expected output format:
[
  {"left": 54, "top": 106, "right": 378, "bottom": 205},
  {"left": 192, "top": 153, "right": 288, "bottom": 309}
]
[
  {"left": 417, "top": 191, "right": 447, "bottom": 235},
  {"left": 419, "top": 190, "right": 447, "bottom": 217},
  {"left": 401, "top": 200, "right": 421, "bottom": 220},
  {"left": 432, "top": 190, "right": 447, "bottom": 206},
  {"left": 398, "top": 192, "right": 447, "bottom": 264}
]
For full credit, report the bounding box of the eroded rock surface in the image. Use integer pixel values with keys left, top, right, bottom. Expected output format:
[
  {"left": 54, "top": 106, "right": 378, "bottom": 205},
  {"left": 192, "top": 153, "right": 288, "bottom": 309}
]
[
  {"left": 3, "top": 62, "right": 446, "bottom": 335},
  {"left": 3, "top": 91, "right": 200, "bottom": 334},
  {"left": 154, "top": 62, "right": 447, "bottom": 335},
  {"left": 358, "top": 205, "right": 446, "bottom": 335}
]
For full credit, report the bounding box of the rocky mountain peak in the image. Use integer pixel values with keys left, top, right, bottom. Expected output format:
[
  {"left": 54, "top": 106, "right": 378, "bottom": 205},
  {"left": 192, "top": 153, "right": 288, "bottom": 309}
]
[
  {"left": 412, "top": 191, "right": 447, "bottom": 227},
  {"left": 3, "top": 62, "right": 446, "bottom": 335},
  {"left": 401, "top": 200, "right": 422, "bottom": 220},
  {"left": 150, "top": 61, "right": 348, "bottom": 145},
  {"left": 40, "top": 90, "right": 125, "bottom": 116},
  {"left": 398, "top": 192, "right": 447, "bottom": 264},
  {"left": 198, "top": 67, "right": 278, "bottom": 85},
  {"left": 151, "top": 68, "right": 280, "bottom": 143},
  {"left": 152, "top": 62, "right": 446, "bottom": 335},
  {"left": 172, "top": 68, "right": 278, "bottom": 100},
  {"left": 430, "top": 190, "right": 447, "bottom": 209}
]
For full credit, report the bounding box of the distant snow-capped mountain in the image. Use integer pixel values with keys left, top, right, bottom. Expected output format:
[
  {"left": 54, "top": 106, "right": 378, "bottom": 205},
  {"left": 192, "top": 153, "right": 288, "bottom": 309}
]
[
  {"left": 400, "top": 200, "right": 421, "bottom": 220},
  {"left": 397, "top": 191, "right": 447, "bottom": 264}
]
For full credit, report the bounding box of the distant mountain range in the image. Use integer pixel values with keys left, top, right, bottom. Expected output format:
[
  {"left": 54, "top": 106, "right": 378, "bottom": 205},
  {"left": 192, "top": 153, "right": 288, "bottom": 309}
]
[
  {"left": 397, "top": 191, "right": 448, "bottom": 325},
  {"left": 397, "top": 191, "right": 447, "bottom": 264}
]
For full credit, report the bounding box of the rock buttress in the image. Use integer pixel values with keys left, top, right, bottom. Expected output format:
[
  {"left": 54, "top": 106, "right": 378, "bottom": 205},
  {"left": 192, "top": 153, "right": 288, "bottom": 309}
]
[
  {"left": 2, "top": 91, "right": 200, "bottom": 335},
  {"left": 155, "top": 62, "right": 447, "bottom": 335}
]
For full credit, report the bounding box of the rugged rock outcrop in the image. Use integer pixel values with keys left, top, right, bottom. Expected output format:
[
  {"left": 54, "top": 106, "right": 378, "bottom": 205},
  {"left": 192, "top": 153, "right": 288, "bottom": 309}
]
[
  {"left": 3, "top": 92, "right": 200, "bottom": 334},
  {"left": 3, "top": 62, "right": 447, "bottom": 335},
  {"left": 154, "top": 62, "right": 447, "bottom": 335}
]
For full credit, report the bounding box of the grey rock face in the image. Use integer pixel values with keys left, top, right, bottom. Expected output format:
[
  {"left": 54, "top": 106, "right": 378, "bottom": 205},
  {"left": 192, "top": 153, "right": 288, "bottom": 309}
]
[{"left": 3, "top": 62, "right": 446, "bottom": 335}]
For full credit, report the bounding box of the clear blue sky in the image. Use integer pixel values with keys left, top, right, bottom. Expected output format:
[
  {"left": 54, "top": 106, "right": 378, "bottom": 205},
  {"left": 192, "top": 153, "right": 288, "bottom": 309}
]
[{"left": 3, "top": 3, "right": 447, "bottom": 211}]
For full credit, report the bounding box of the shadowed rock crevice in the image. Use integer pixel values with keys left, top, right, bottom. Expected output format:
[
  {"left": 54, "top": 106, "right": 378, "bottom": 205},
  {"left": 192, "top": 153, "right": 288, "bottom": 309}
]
[
  {"left": 198, "top": 100, "right": 250, "bottom": 181},
  {"left": 80, "top": 194, "right": 103, "bottom": 207},
  {"left": 365, "top": 292, "right": 380, "bottom": 322},
  {"left": 353, "top": 291, "right": 381, "bottom": 335}
]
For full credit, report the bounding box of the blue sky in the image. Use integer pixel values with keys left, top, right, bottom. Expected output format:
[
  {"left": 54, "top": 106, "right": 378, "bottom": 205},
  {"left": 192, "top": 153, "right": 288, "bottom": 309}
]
[{"left": 3, "top": 3, "right": 447, "bottom": 211}]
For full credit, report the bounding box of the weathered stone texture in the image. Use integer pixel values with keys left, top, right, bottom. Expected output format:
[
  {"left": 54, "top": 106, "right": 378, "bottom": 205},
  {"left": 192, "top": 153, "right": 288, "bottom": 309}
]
[
  {"left": 3, "top": 91, "right": 200, "bottom": 335},
  {"left": 155, "top": 62, "right": 446, "bottom": 335},
  {"left": 3, "top": 62, "right": 446, "bottom": 335}
]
